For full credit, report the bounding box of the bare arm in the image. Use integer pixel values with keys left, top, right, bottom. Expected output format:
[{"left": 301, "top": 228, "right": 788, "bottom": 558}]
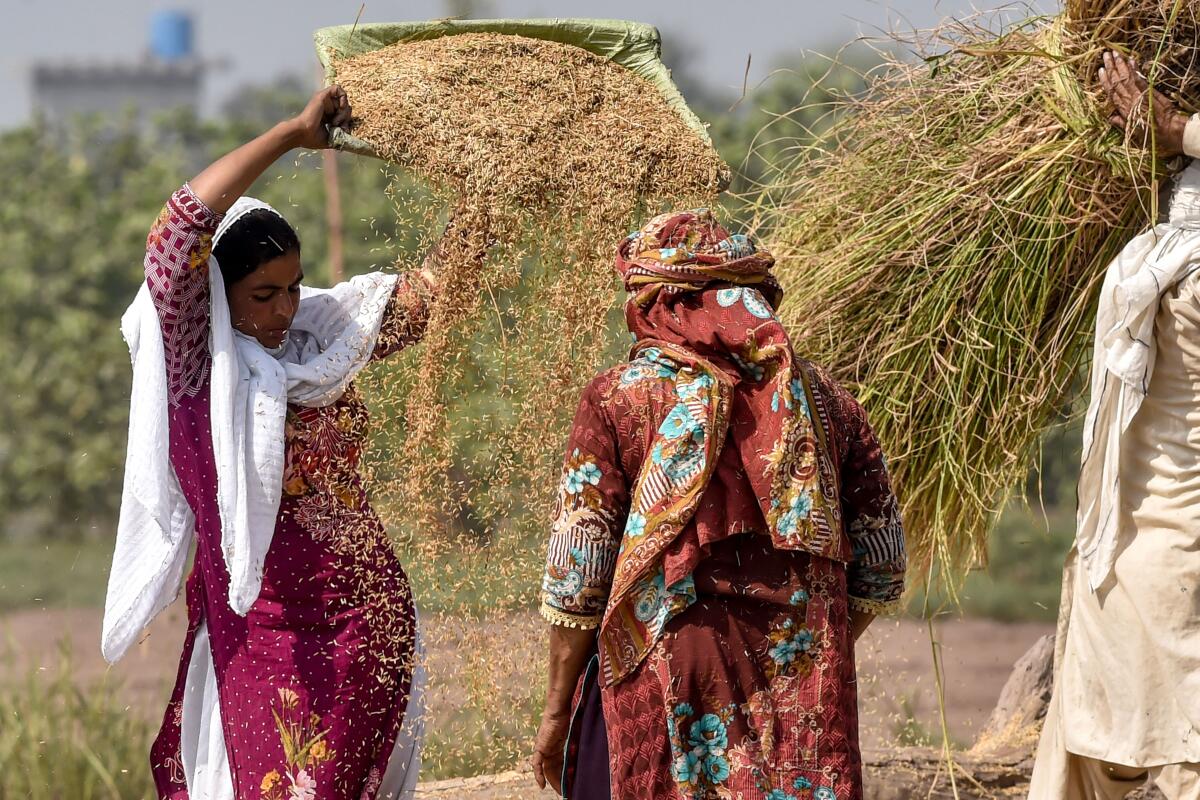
[
  {"left": 532, "top": 625, "right": 595, "bottom": 793},
  {"left": 531, "top": 382, "right": 627, "bottom": 793},
  {"left": 189, "top": 85, "right": 352, "bottom": 214}
]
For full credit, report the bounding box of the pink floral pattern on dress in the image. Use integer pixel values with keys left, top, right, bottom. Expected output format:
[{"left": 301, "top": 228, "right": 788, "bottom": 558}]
[{"left": 258, "top": 687, "right": 336, "bottom": 800}]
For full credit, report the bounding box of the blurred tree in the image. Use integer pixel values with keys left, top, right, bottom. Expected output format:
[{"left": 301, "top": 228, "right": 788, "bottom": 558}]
[
  {"left": 0, "top": 118, "right": 183, "bottom": 536},
  {"left": 219, "top": 76, "right": 313, "bottom": 136},
  {"left": 712, "top": 49, "right": 878, "bottom": 198},
  {"left": 661, "top": 32, "right": 878, "bottom": 202}
]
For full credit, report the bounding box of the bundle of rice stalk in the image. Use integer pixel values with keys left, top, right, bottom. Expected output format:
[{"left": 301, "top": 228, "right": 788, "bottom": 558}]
[{"left": 756, "top": 1, "right": 1200, "bottom": 589}]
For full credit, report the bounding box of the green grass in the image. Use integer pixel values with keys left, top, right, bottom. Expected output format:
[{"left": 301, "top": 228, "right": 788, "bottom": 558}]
[
  {"left": 909, "top": 503, "right": 1075, "bottom": 622},
  {"left": 0, "top": 503, "right": 1073, "bottom": 797},
  {"left": 399, "top": 538, "right": 544, "bottom": 617},
  {"left": 0, "top": 534, "right": 544, "bottom": 617},
  {"left": 891, "top": 693, "right": 968, "bottom": 749},
  {"left": 0, "top": 506, "right": 1075, "bottom": 623},
  {"left": 0, "top": 645, "right": 157, "bottom": 799},
  {"left": 0, "top": 645, "right": 539, "bottom": 791},
  {"left": 0, "top": 537, "right": 113, "bottom": 612},
  {"left": 420, "top": 697, "right": 543, "bottom": 781}
]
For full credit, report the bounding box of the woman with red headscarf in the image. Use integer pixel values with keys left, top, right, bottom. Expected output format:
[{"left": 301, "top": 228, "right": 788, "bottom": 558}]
[{"left": 530, "top": 209, "right": 907, "bottom": 800}]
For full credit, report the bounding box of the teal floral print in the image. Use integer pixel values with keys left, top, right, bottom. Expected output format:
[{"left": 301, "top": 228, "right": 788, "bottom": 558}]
[
  {"left": 667, "top": 703, "right": 735, "bottom": 798},
  {"left": 645, "top": 373, "right": 712, "bottom": 485},
  {"left": 777, "top": 490, "right": 814, "bottom": 538},
  {"left": 676, "top": 372, "right": 714, "bottom": 400},
  {"left": 638, "top": 393, "right": 707, "bottom": 487},
  {"left": 768, "top": 624, "right": 815, "bottom": 666},
  {"left": 661, "top": 403, "right": 703, "bottom": 441},
  {"left": 730, "top": 352, "right": 766, "bottom": 382},
  {"left": 716, "top": 232, "right": 757, "bottom": 259},
  {"left": 661, "top": 444, "right": 705, "bottom": 483},
  {"left": 542, "top": 548, "right": 586, "bottom": 599},
  {"left": 672, "top": 751, "right": 703, "bottom": 786},
  {"left": 565, "top": 453, "right": 602, "bottom": 495},
  {"left": 789, "top": 378, "right": 810, "bottom": 416},
  {"left": 773, "top": 378, "right": 812, "bottom": 416},
  {"left": 620, "top": 347, "right": 680, "bottom": 385},
  {"left": 625, "top": 512, "right": 647, "bottom": 538},
  {"left": 715, "top": 286, "right": 773, "bottom": 320},
  {"left": 540, "top": 442, "right": 621, "bottom": 625},
  {"left": 765, "top": 615, "right": 820, "bottom": 680},
  {"left": 632, "top": 571, "right": 696, "bottom": 634}
]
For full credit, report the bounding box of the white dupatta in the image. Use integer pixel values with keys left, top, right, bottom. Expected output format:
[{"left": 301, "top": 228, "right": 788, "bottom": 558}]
[{"left": 102, "top": 197, "right": 397, "bottom": 663}]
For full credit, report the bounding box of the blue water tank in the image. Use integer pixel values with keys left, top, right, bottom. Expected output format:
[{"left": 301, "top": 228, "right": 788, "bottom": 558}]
[{"left": 149, "top": 11, "right": 193, "bottom": 61}]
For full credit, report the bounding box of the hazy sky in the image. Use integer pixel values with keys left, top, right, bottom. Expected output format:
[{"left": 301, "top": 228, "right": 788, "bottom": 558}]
[{"left": 0, "top": 0, "right": 1057, "bottom": 129}]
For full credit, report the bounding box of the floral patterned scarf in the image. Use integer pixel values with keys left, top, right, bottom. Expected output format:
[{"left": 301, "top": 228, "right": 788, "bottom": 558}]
[{"left": 599, "top": 210, "right": 845, "bottom": 685}]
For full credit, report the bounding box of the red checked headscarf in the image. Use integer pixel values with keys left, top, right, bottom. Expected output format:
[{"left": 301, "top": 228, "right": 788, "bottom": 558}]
[
  {"left": 599, "top": 209, "right": 846, "bottom": 685},
  {"left": 616, "top": 208, "right": 781, "bottom": 310}
]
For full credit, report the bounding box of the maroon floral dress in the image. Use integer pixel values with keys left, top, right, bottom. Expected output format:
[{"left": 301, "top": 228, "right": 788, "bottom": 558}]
[
  {"left": 143, "top": 184, "right": 430, "bottom": 799},
  {"left": 542, "top": 322, "right": 906, "bottom": 800}
]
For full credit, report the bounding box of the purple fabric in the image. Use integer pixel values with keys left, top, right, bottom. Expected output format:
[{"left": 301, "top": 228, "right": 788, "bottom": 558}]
[
  {"left": 150, "top": 385, "right": 415, "bottom": 798},
  {"left": 566, "top": 656, "right": 611, "bottom": 800}
]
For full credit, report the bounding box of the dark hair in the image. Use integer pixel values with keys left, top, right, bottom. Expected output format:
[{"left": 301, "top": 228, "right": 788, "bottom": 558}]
[{"left": 212, "top": 209, "right": 301, "bottom": 286}]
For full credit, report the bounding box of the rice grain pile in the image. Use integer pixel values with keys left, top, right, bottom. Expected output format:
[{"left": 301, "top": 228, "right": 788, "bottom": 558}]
[
  {"left": 756, "top": 1, "right": 1200, "bottom": 590},
  {"left": 329, "top": 32, "right": 726, "bottom": 774}
]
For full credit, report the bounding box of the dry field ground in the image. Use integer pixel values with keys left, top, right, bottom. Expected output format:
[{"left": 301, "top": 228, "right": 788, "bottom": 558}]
[{"left": 0, "top": 602, "right": 1051, "bottom": 795}]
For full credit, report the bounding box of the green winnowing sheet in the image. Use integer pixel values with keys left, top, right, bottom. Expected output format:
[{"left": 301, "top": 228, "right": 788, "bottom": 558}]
[{"left": 312, "top": 17, "right": 722, "bottom": 179}]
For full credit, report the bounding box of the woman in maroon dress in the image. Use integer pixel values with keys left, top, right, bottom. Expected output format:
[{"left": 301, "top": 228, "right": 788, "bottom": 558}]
[
  {"left": 103, "top": 86, "right": 447, "bottom": 799},
  {"left": 531, "top": 210, "right": 907, "bottom": 800}
]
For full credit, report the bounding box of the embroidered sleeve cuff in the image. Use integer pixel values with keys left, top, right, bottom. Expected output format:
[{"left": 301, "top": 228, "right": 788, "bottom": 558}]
[
  {"left": 539, "top": 602, "right": 602, "bottom": 630},
  {"left": 848, "top": 595, "right": 903, "bottom": 616}
]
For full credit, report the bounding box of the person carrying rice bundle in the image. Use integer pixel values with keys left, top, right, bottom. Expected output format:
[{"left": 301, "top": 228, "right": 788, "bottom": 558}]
[
  {"left": 529, "top": 210, "right": 907, "bottom": 799},
  {"left": 101, "top": 86, "right": 463, "bottom": 799},
  {"left": 1031, "top": 52, "right": 1200, "bottom": 800}
]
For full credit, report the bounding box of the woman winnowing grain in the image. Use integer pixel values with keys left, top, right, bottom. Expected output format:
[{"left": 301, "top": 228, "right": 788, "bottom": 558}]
[
  {"left": 101, "top": 86, "right": 468, "bottom": 800},
  {"left": 530, "top": 210, "right": 908, "bottom": 800}
]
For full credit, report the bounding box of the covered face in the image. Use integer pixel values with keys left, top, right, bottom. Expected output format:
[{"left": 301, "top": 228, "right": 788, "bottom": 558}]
[{"left": 615, "top": 208, "right": 780, "bottom": 311}]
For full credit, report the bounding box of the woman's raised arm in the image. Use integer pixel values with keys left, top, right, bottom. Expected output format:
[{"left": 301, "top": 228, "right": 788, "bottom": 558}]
[{"left": 189, "top": 85, "right": 352, "bottom": 214}]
